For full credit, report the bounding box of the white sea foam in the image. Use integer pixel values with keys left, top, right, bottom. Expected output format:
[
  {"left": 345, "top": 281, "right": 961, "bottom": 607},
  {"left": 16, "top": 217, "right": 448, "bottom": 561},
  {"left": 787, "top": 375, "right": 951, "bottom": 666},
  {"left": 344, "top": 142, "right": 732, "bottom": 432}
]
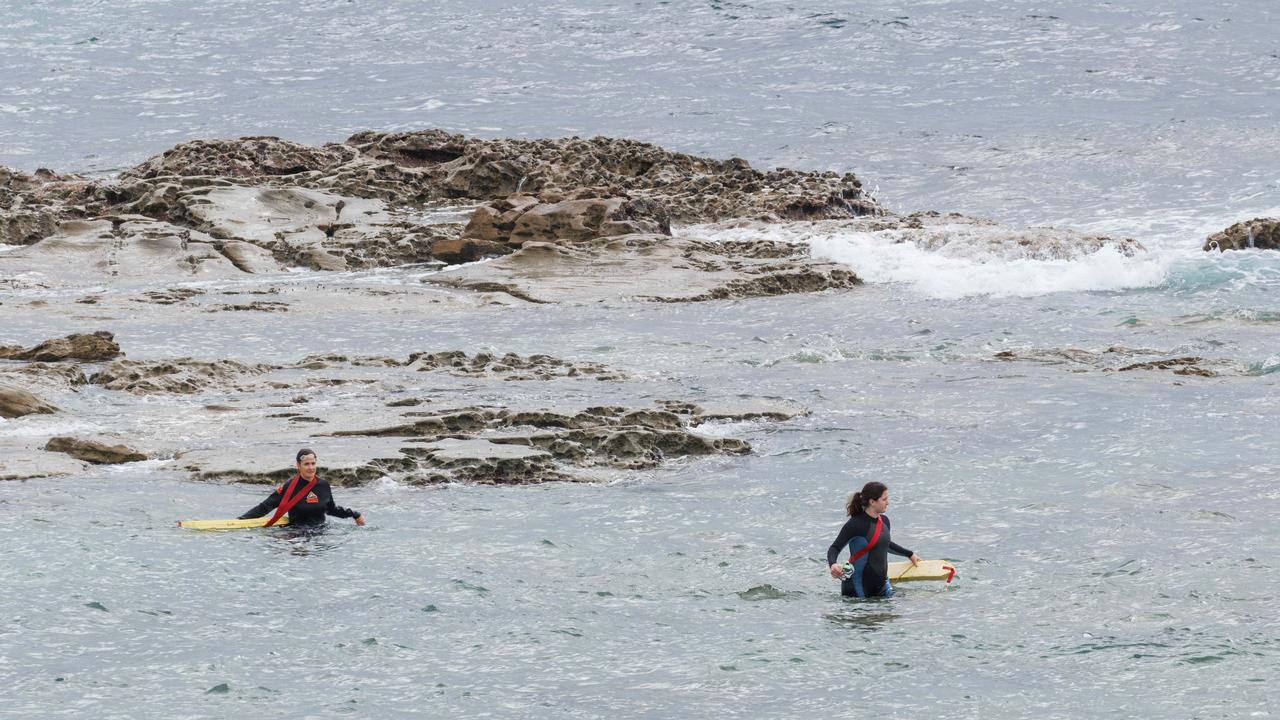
[
  {"left": 370, "top": 475, "right": 409, "bottom": 493},
  {"left": 690, "top": 419, "right": 767, "bottom": 437},
  {"left": 687, "top": 221, "right": 1179, "bottom": 299}
]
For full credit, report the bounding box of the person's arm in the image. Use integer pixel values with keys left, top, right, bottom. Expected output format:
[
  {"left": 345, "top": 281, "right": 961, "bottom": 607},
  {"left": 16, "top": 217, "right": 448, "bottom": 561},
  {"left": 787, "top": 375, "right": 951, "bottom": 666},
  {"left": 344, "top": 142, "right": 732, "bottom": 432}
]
[
  {"left": 238, "top": 486, "right": 283, "bottom": 519},
  {"left": 326, "top": 497, "right": 365, "bottom": 525},
  {"left": 827, "top": 517, "right": 859, "bottom": 577},
  {"left": 888, "top": 541, "right": 920, "bottom": 565}
]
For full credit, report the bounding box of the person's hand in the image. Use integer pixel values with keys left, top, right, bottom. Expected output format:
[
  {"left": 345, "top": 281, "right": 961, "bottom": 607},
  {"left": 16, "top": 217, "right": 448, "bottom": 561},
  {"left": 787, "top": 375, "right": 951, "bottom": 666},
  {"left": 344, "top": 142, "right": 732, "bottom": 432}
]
[
  {"left": 355, "top": 515, "right": 366, "bottom": 526},
  {"left": 909, "top": 553, "right": 920, "bottom": 566},
  {"left": 830, "top": 563, "right": 844, "bottom": 579}
]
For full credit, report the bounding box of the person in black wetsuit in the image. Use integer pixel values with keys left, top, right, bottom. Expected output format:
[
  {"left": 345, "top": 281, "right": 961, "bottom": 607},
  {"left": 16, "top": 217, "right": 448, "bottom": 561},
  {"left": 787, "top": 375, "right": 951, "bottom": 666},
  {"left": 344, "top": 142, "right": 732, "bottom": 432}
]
[
  {"left": 240, "top": 448, "right": 366, "bottom": 527},
  {"left": 826, "top": 481, "right": 918, "bottom": 598}
]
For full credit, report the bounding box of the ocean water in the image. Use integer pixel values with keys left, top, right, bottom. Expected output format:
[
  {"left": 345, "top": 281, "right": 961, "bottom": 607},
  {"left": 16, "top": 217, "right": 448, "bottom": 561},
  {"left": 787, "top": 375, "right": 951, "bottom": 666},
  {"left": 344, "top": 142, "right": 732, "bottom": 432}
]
[{"left": 2, "top": 1, "right": 1280, "bottom": 718}]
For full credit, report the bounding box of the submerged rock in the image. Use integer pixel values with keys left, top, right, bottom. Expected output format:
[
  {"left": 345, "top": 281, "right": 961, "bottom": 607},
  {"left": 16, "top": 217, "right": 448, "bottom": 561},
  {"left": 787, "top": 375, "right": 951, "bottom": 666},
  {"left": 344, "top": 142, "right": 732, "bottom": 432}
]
[
  {"left": 327, "top": 401, "right": 754, "bottom": 481},
  {"left": 993, "top": 346, "right": 1227, "bottom": 377},
  {"left": 404, "top": 438, "right": 565, "bottom": 484}
]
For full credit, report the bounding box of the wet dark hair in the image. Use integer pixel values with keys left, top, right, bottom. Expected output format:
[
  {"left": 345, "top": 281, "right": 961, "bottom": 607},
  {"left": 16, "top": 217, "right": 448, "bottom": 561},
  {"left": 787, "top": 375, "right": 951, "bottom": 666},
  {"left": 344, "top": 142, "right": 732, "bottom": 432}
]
[
  {"left": 296, "top": 448, "right": 316, "bottom": 463},
  {"left": 846, "top": 481, "right": 888, "bottom": 516}
]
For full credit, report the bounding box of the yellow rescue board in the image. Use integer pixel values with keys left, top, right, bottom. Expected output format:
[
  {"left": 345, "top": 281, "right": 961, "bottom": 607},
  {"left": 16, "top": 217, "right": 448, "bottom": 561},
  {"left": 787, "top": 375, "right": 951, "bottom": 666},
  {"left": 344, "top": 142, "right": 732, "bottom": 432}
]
[
  {"left": 177, "top": 517, "right": 289, "bottom": 530},
  {"left": 888, "top": 559, "right": 956, "bottom": 583}
]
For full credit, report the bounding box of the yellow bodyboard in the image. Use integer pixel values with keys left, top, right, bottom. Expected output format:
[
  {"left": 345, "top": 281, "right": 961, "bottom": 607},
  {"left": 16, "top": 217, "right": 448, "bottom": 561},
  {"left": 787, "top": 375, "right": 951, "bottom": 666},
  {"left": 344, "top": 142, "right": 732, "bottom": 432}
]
[
  {"left": 177, "top": 517, "right": 289, "bottom": 530},
  {"left": 888, "top": 559, "right": 956, "bottom": 583}
]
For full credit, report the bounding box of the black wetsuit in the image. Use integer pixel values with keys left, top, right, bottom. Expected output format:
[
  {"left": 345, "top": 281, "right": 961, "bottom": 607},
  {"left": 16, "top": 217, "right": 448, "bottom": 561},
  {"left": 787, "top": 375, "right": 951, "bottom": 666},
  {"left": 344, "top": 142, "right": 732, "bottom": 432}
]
[
  {"left": 239, "top": 475, "right": 361, "bottom": 526},
  {"left": 826, "top": 513, "right": 913, "bottom": 598}
]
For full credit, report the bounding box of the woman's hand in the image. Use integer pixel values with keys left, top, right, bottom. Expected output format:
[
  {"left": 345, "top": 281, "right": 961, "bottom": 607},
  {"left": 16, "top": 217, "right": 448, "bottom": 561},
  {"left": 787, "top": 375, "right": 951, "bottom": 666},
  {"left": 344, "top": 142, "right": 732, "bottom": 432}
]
[
  {"left": 830, "top": 563, "right": 844, "bottom": 579},
  {"left": 908, "top": 553, "right": 920, "bottom": 566},
  {"left": 355, "top": 515, "right": 366, "bottom": 526}
]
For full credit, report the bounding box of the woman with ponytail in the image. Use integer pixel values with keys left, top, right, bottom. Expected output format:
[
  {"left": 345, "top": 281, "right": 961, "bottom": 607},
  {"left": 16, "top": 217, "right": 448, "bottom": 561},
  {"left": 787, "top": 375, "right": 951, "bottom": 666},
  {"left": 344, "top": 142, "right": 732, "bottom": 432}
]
[{"left": 826, "top": 481, "right": 919, "bottom": 597}]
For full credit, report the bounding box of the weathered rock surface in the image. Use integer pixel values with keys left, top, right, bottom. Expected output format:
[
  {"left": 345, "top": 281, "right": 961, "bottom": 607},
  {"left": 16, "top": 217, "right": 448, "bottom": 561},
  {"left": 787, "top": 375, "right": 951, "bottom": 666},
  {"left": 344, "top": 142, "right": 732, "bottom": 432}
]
[
  {"left": 427, "top": 234, "right": 861, "bottom": 304},
  {"left": 0, "top": 217, "right": 289, "bottom": 286},
  {"left": 341, "top": 130, "right": 879, "bottom": 221},
  {"left": 0, "top": 446, "right": 86, "bottom": 481},
  {"left": 1204, "top": 218, "right": 1280, "bottom": 251},
  {"left": 0, "top": 331, "right": 122, "bottom": 362},
  {"left": 0, "top": 383, "right": 58, "bottom": 418},
  {"left": 90, "top": 358, "right": 275, "bottom": 394},
  {"left": 404, "top": 439, "right": 565, "bottom": 485},
  {"left": 403, "top": 351, "right": 626, "bottom": 381},
  {"left": 177, "top": 437, "right": 412, "bottom": 486},
  {"left": 3, "top": 130, "right": 879, "bottom": 276},
  {"left": 191, "top": 400, "right": 762, "bottom": 485},
  {"left": 463, "top": 194, "right": 672, "bottom": 247},
  {"left": 80, "top": 350, "right": 628, "bottom": 398},
  {"left": 44, "top": 436, "right": 148, "bottom": 464},
  {"left": 0, "top": 167, "right": 81, "bottom": 246},
  {"left": 120, "top": 136, "right": 350, "bottom": 180}
]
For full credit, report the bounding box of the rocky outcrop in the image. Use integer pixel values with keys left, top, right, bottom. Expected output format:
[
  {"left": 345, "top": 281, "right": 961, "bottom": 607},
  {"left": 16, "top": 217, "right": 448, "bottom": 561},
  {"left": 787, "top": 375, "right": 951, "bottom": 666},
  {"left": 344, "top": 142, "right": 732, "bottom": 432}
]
[
  {"left": 4, "top": 129, "right": 879, "bottom": 268},
  {"left": 342, "top": 130, "right": 880, "bottom": 222},
  {"left": 168, "top": 393, "right": 794, "bottom": 486},
  {"left": 226, "top": 401, "right": 766, "bottom": 485},
  {"left": 0, "top": 383, "right": 58, "bottom": 418},
  {"left": 0, "top": 331, "right": 122, "bottom": 362},
  {"left": 44, "top": 436, "right": 148, "bottom": 464},
  {"left": 3, "top": 132, "right": 1140, "bottom": 312},
  {"left": 0, "top": 167, "right": 81, "bottom": 246},
  {"left": 1204, "top": 218, "right": 1280, "bottom": 251},
  {"left": 89, "top": 358, "right": 274, "bottom": 394},
  {"left": 119, "top": 136, "right": 350, "bottom": 180}
]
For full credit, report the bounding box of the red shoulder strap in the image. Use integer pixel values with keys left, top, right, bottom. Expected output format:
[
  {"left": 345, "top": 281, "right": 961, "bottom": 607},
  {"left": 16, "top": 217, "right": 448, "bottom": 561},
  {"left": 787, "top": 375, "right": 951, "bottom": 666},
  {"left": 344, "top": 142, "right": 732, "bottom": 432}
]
[
  {"left": 264, "top": 475, "right": 318, "bottom": 527},
  {"left": 848, "top": 515, "right": 883, "bottom": 564}
]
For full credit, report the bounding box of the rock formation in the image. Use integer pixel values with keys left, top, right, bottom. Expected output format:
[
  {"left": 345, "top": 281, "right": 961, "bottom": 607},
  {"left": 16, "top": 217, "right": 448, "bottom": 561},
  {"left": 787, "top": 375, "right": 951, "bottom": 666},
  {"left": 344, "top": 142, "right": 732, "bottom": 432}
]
[
  {"left": 0, "top": 383, "right": 58, "bottom": 418},
  {"left": 44, "top": 436, "right": 149, "bottom": 464},
  {"left": 0, "top": 331, "right": 122, "bottom": 362},
  {"left": 1204, "top": 218, "right": 1280, "bottom": 251}
]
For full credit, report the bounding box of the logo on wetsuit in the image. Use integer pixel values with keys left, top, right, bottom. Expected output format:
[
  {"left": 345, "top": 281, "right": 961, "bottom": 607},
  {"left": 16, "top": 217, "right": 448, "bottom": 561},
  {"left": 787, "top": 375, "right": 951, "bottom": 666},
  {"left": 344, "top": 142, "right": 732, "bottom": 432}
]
[{"left": 305, "top": 492, "right": 319, "bottom": 503}]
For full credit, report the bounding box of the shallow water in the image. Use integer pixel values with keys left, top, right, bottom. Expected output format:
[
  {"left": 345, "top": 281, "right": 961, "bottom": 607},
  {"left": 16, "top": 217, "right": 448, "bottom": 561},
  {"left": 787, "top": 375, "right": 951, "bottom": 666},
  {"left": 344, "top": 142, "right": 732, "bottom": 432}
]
[
  {"left": 4, "top": 280, "right": 1280, "bottom": 718},
  {"left": 3, "top": 1, "right": 1280, "bottom": 718}
]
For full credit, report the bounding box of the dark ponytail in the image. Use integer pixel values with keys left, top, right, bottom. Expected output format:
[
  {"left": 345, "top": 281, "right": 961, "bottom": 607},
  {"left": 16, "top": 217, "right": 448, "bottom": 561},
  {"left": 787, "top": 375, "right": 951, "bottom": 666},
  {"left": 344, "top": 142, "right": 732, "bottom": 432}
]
[{"left": 846, "top": 481, "right": 888, "bottom": 516}]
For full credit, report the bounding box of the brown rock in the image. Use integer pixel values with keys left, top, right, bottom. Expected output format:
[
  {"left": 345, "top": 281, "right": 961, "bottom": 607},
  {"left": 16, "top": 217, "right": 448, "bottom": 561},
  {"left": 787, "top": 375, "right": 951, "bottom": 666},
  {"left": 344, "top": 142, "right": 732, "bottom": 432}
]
[
  {"left": 464, "top": 196, "right": 672, "bottom": 247},
  {"left": 0, "top": 331, "right": 122, "bottom": 362},
  {"left": 0, "top": 383, "right": 58, "bottom": 418},
  {"left": 430, "top": 237, "right": 513, "bottom": 264},
  {"left": 343, "top": 130, "right": 880, "bottom": 222},
  {"left": 44, "top": 436, "right": 148, "bottom": 464},
  {"left": 1204, "top": 218, "right": 1280, "bottom": 251}
]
